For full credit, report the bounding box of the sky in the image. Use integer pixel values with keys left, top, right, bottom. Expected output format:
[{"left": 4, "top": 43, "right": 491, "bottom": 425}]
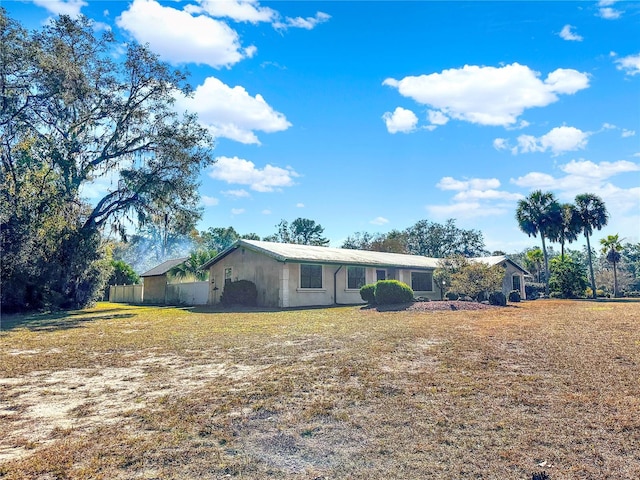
[{"left": 5, "top": 0, "right": 640, "bottom": 253}]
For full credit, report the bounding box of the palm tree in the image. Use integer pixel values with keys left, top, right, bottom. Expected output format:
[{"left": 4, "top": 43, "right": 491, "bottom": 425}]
[
  {"left": 574, "top": 193, "right": 609, "bottom": 299},
  {"left": 600, "top": 234, "right": 623, "bottom": 297},
  {"left": 550, "top": 203, "right": 582, "bottom": 260},
  {"left": 516, "top": 190, "right": 562, "bottom": 295},
  {"left": 525, "top": 247, "right": 544, "bottom": 283},
  {"left": 168, "top": 250, "right": 218, "bottom": 282}
]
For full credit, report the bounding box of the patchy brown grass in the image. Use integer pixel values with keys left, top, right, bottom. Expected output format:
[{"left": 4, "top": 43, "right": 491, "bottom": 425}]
[{"left": 1, "top": 299, "right": 639, "bottom": 479}]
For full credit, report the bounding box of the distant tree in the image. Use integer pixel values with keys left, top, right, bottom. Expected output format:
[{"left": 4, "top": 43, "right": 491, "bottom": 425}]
[
  {"left": 0, "top": 12, "right": 213, "bottom": 311},
  {"left": 265, "top": 218, "right": 329, "bottom": 246},
  {"left": 342, "top": 232, "right": 374, "bottom": 250},
  {"left": 621, "top": 242, "right": 640, "bottom": 291},
  {"left": 450, "top": 261, "right": 505, "bottom": 300},
  {"left": 201, "top": 226, "right": 241, "bottom": 252},
  {"left": 516, "top": 190, "right": 562, "bottom": 296},
  {"left": 600, "top": 234, "right": 623, "bottom": 297},
  {"left": 341, "top": 230, "right": 407, "bottom": 253},
  {"left": 404, "top": 219, "right": 487, "bottom": 258},
  {"left": 549, "top": 256, "right": 588, "bottom": 298},
  {"left": 550, "top": 203, "right": 582, "bottom": 259},
  {"left": 104, "top": 260, "right": 140, "bottom": 299},
  {"left": 168, "top": 250, "right": 217, "bottom": 282},
  {"left": 525, "top": 247, "right": 545, "bottom": 283},
  {"left": 574, "top": 194, "right": 609, "bottom": 299}
]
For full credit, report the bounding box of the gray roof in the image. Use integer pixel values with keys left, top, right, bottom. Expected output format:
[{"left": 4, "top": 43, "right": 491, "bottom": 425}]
[
  {"left": 141, "top": 257, "right": 188, "bottom": 277},
  {"left": 203, "top": 240, "right": 441, "bottom": 269}
]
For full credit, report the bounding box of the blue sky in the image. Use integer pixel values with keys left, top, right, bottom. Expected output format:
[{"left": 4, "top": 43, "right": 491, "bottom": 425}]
[{"left": 6, "top": 0, "right": 640, "bottom": 252}]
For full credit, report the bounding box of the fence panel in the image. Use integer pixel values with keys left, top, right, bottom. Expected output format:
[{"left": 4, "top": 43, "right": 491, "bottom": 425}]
[
  {"left": 166, "top": 282, "right": 209, "bottom": 305},
  {"left": 109, "top": 284, "right": 143, "bottom": 304}
]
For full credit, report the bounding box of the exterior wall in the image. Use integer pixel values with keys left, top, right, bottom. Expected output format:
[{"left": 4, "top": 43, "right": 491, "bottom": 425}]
[
  {"left": 286, "top": 263, "right": 336, "bottom": 307},
  {"left": 143, "top": 276, "right": 167, "bottom": 304},
  {"left": 501, "top": 263, "right": 527, "bottom": 299},
  {"left": 208, "top": 247, "right": 282, "bottom": 307}
]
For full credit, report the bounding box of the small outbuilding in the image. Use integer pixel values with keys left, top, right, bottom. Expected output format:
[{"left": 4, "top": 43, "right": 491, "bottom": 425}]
[
  {"left": 140, "top": 257, "right": 187, "bottom": 304},
  {"left": 201, "top": 240, "right": 528, "bottom": 308}
]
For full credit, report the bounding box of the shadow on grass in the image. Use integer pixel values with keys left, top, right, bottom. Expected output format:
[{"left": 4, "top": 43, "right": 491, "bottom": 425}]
[{"left": 0, "top": 310, "right": 136, "bottom": 332}]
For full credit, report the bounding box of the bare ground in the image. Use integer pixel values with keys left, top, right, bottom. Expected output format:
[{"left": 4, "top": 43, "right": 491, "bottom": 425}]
[{"left": 1, "top": 299, "right": 639, "bottom": 479}]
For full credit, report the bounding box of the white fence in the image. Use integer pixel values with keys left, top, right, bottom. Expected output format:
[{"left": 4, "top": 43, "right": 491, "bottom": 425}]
[
  {"left": 109, "top": 284, "right": 143, "bottom": 304},
  {"left": 166, "top": 281, "right": 209, "bottom": 305},
  {"left": 109, "top": 281, "right": 209, "bottom": 305}
]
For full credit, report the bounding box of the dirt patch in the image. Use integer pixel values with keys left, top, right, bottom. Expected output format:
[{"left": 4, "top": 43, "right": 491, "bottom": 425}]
[{"left": 371, "top": 300, "right": 500, "bottom": 312}]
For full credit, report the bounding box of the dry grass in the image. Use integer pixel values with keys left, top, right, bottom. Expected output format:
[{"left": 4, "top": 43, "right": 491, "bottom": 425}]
[{"left": 1, "top": 299, "right": 639, "bottom": 479}]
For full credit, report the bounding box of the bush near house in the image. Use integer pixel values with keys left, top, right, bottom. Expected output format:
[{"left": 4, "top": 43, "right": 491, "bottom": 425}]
[
  {"left": 220, "top": 280, "right": 258, "bottom": 306},
  {"left": 525, "top": 282, "right": 546, "bottom": 300},
  {"left": 508, "top": 290, "right": 521, "bottom": 302},
  {"left": 374, "top": 280, "right": 414, "bottom": 305},
  {"left": 360, "top": 284, "right": 377, "bottom": 304},
  {"left": 489, "top": 291, "right": 507, "bottom": 306}
]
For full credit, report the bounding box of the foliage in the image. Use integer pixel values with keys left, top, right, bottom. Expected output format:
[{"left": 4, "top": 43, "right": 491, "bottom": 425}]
[
  {"left": 200, "top": 226, "right": 240, "bottom": 252},
  {"left": 489, "top": 291, "right": 507, "bottom": 306},
  {"left": 342, "top": 230, "right": 408, "bottom": 253},
  {"left": 621, "top": 242, "right": 640, "bottom": 291},
  {"left": 445, "top": 291, "right": 460, "bottom": 300},
  {"left": 515, "top": 190, "right": 562, "bottom": 296},
  {"left": 525, "top": 282, "right": 546, "bottom": 300},
  {"left": 549, "top": 203, "right": 582, "bottom": 259},
  {"left": 264, "top": 218, "right": 329, "bottom": 246},
  {"left": 548, "top": 257, "right": 588, "bottom": 299},
  {"left": 508, "top": 290, "right": 521, "bottom": 302},
  {"left": 524, "top": 247, "right": 545, "bottom": 283},
  {"left": 0, "top": 12, "right": 214, "bottom": 311},
  {"left": 405, "top": 218, "right": 488, "bottom": 257},
  {"left": 104, "top": 260, "right": 139, "bottom": 298},
  {"left": 220, "top": 280, "right": 258, "bottom": 306},
  {"left": 448, "top": 260, "right": 504, "bottom": 300},
  {"left": 574, "top": 193, "right": 609, "bottom": 298},
  {"left": 600, "top": 234, "right": 623, "bottom": 297},
  {"left": 360, "top": 283, "right": 377, "bottom": 304},
  {"left": 373, "top": 280, "right": 414, "bottom": 305},
  {"left": 168, "top": 250, "right": 217, "bottom": 282}
]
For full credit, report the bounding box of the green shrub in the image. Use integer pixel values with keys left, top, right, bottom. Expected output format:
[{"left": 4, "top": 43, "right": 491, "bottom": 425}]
[
  {"left": 360, "top": 283, "right": 376, "bottom": 304},
  {"left": 221, "top": 280, "right": 258, "bottom": 306},
  {"left": 525, "top": 282, "right": 545, "bottom": 299},
  {"left": 625, "top": 291, "right": 640, "bottom": 298},
  {"left": 374, "top": 280, "right": 414, "bottom": 305},
  {"left": 549, "top": 257, "right": 588, "bottom": 299},
  {"left": 508, "top": 290, "right": 521, "bottom": 302},
  {"left": 445, "top": 291, "right": 459, "bottom": 301},
  {"left": 549, "top": 291, "right": 563, "bottom": 299},
  {"left": 489, "top": 291, "right": 506, "bottom": 306}
]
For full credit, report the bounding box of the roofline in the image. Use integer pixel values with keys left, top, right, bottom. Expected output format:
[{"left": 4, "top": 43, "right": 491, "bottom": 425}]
[{"left": 200, "top": 239, "right": 437, "bottom": 270}]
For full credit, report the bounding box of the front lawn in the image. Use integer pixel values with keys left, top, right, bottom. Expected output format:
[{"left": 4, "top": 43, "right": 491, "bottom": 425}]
[{"left": 1, "top": 299, "right": 639, "bottom": 479}]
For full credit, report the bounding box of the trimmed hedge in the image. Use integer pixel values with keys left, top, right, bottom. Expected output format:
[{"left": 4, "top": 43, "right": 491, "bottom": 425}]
[
  {"left": 220, "top": 280, "right": 258, "bottom": 306},
  {"left": 489, "top": 291, "right": 507, "bottom": 306},
  {"left": 508, "top": 290, "right": 521, "bottom": 302},
  {"left": 374, "top": 280, "right": 414, "bottom": 305},
  {"left": 445, "top": 291, "right": 459, "bottom": 301},
  {"left": 360, "top": 283, "right": 377, "bottom": 304}
]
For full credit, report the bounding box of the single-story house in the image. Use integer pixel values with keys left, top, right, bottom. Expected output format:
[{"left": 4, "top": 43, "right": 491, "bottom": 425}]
[
  {"left": 140, "top": 257, "right": 187, "bottom": 304},
  {"left": 201, "top": 240, "right": 528, "bottom": 308}
]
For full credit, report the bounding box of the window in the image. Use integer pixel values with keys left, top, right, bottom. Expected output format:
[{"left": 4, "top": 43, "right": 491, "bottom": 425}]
[
  {"left": 300, "top": 264, "right": 323, "bottom": 289},
  {"left": 512, "top": 275, "right": 521, "bottom": 291},
  {"left": 347, "top": 266, "right": 366, "bottom": 289},
  {"left": 376, "top": 269, "right": 386, "bottom": 281},
  {"left": 224, "top": 267, "right": 232, "bottom": 285},
  {"left": 411, "top": 271, "right": 432, "bottom": 291}
]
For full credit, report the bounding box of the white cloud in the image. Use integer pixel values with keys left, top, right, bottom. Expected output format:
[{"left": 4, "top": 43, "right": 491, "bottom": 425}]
[
  {"left": 201, "top": 195, "right": 219, "bottom": 206},
  {"left": 598, "top": 3, "right": 622, "bottom": 19},
  {"left": 615, "top": 53, "right": 640, "bottom": 76},
  {"left": 622, "top": 129, "right": 636, "bottom": 138},
  {"left": 176, "top": 77, "right": 291, "bottom": 144},
  {"left": 222, "top": 189, "right": 251, "bottom": 198},
  {"left": 559, "top": 24, "right": 583, "bottom": 41},
  {"left": 429, "top": 176, "right": 521, "bottom": 220},
  {"left": 382, "top": 107, "right": 418, "bottom": 134},
  {"left": 209, "top": 156, "right": 299, "bottom": 192},
  {"left": 369, "top": 216, "right": 389, "bottom": 226},
  {"left": 231, "top": 208, "right": 245, "bottom": 215},
  {"left": 383, "top": 63, "right": 589, "bottom": 127},
  {"left": 33, "top": 0, "right": 86, "bottom": 16},
  {"left": 436, "top": 177, "right": 501, "bottom": 191},
  {"left": 511, "top": 159, "right": 640, "bottom": 215},
  {"left": 273, "top": 12, "right": 331, "bottom": 30},
  {"left": 427, "top": 110, "right": 449, "bottom": 126},
  {"left": 515, "top": 126, "right": 590, "bottom": 155},
  {"left": 187, "top": 0, "right": 276, "bottom": 23},
  {"left": 262, "top": 209, "right": 272, "bottom": 215},
  {"left": 426, "top": 202, "right": 508, "bottom": 219},
  {"left": 296, "top": 203, "right": 305, "bottom": 208},
  {"left": 493, "top": 138, "right": 509, "bottom": 151},
  {"left": 116, "top": 0, "right": 255, "bottom": 68}
]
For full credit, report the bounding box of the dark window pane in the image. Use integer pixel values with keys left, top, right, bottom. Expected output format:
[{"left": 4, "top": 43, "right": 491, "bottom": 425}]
[
  {"left": 348, "top": 267, "right": 366, "bottom": 289},
  {"left": 411, "top": 272, "right": 432, "bottom": 291},
  {"left": 301, "top": 264, "right": 322, "bottom": 289}
]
